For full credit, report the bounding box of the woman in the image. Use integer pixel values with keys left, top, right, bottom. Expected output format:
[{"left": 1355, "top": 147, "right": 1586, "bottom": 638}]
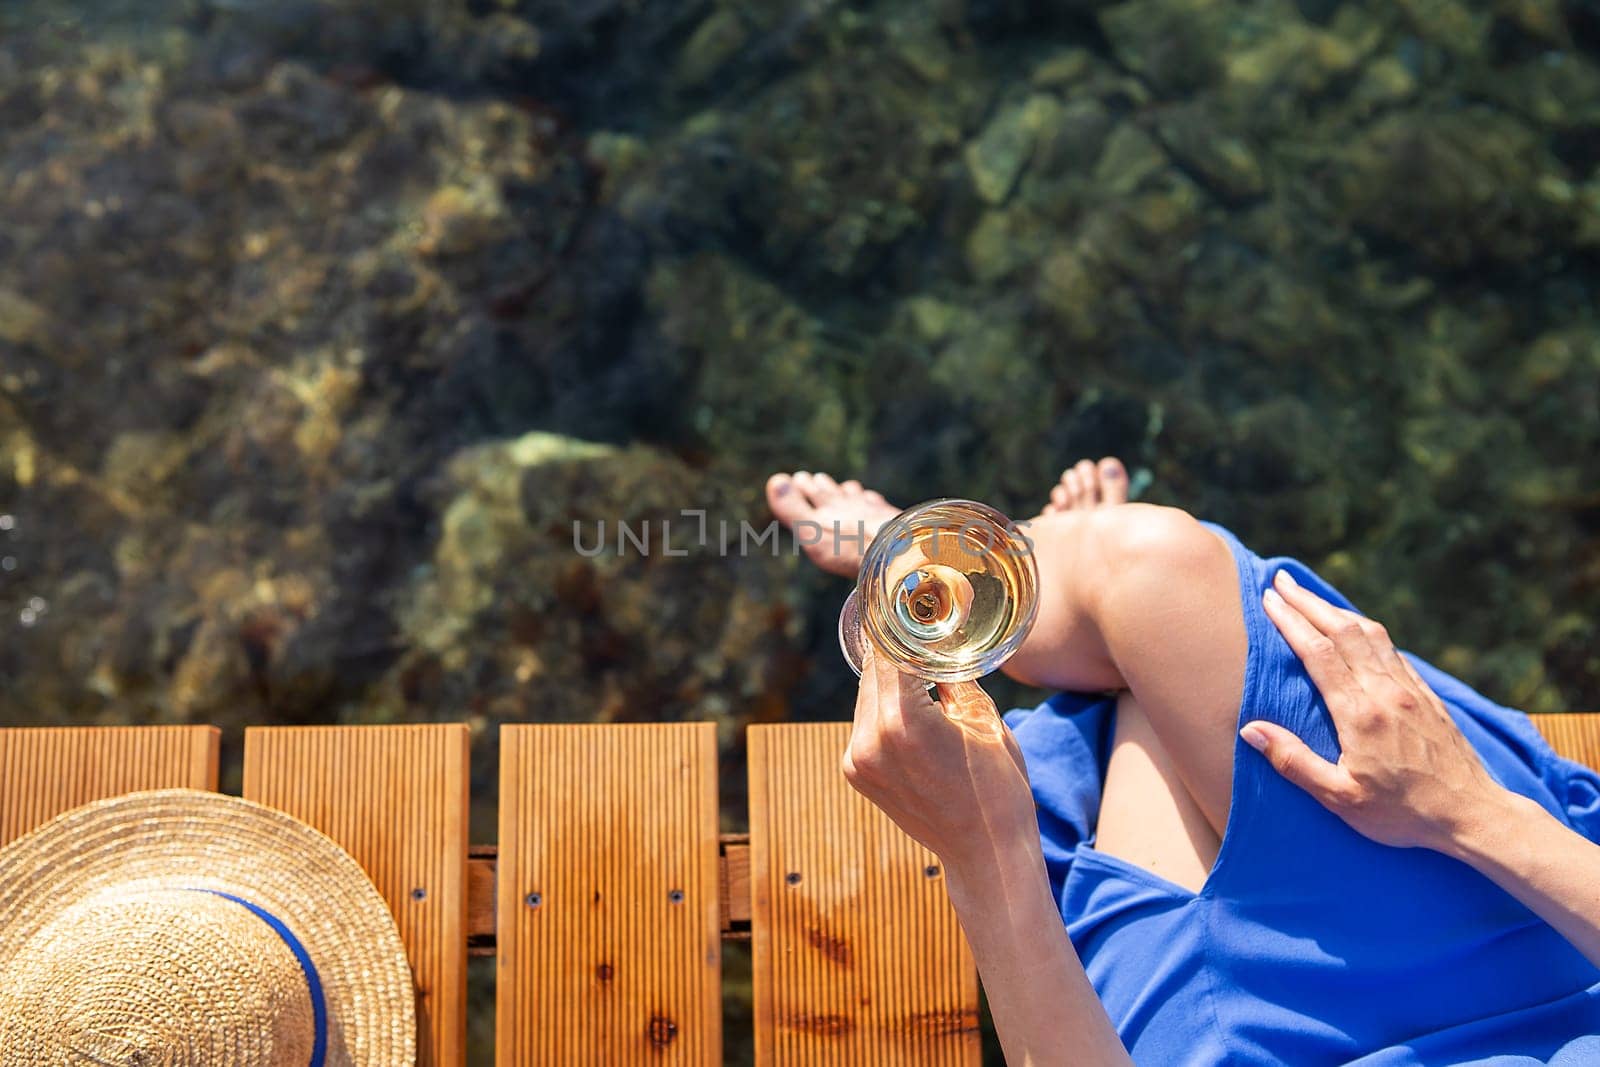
[{"left": 768, "top": 460, "right": 1600, "bottom": 1065}]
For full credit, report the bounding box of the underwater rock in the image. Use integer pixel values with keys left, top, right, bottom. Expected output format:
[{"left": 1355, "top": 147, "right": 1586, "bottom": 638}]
[
  {"left": 417, "top": 182, "right": 513, "bottom": 258},
  {"left": 1493, "top": 0, "right": 1572, "bottom": 48},
  {"left": 646, "top": 253, "right": 862, "bottom": 471},
  {"left": 1155, "top": 104, "right": 1265, "bottom": 202},
  {"left": 1032, "top": 97, "right": 1115, "bottom": 177},
  {"left": 1394, "top": 0, "right": 1491, "bottom": 61},
  {"left": 703, "top": 48, "right": 975, "bottom": 284},
  {"left": 965, "top": 94, "right": 1064, "bottom": 205},
  {"left": 1473, "top": 50, "right": 1600, "bottom": 127},
  {"left": 1220, "top": 17, "right": 1370, "bottom": 112},
  {"left": 385, "top": 430, "right": 806, "bottom": 751},
  {"left": 1329, "top": 108, "right": 1575, "bottom": 267},
  {"left": 676, "top": 9, "right": 749, "bottom": 89},
  {"left": 1035, "top": 244, "right": 1115, "bottom": 342},
  {"left": 885, "top": 12, "right": 958, "bottom": 83},
  {"left": 965, "top": 207, "right": 1047, "bottom": 282},
  {"left": 0, "top": 289, "right": 49, "bottom": 348},
  {"left": 1347, "top": 55, "right": 1419, "bottom": 116},
  {"left": 1100, "top": 0, "right": 1227, "bottom": 97},
  {"left": 1030, "top": 48, "right": 1096, "bottom": 90},
  {"left": 1091, "top": 123, "right": 1169, "bottom": 196}
]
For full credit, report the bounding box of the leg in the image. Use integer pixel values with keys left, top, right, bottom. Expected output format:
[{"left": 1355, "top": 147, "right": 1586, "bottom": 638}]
[
  {"left": 1094, "top": 692, "right": 1220, "bottom": 893},
  {"left": 1003, "top": 506, "right": 1245, "bottom": 839},
  {"left": 768, "top": 456, "right": 1245, "bottom": 840}
]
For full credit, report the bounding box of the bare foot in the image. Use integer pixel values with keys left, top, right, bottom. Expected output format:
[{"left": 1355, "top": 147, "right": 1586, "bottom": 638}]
[
  {"left": 1040, "top": 457, "right": 1129, "bottom": 516},
  {"left": 766, "top": 471, "right": 900, "bottom": 578}
]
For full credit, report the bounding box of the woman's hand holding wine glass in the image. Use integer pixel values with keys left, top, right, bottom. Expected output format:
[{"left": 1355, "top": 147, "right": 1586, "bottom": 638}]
[{"left": 842, "top": 647, "right": 1041, "bottom": 884}]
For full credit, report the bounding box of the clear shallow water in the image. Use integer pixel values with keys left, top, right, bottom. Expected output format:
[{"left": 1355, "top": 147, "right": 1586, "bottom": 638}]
[{"left": 0, "top": 0, "right": 1597, "bottom": 1055}]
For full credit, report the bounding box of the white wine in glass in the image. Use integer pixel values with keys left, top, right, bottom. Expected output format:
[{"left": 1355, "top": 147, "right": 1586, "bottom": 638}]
[{"left": 839, "top": 499, "right": 1039, "bottom": 684}]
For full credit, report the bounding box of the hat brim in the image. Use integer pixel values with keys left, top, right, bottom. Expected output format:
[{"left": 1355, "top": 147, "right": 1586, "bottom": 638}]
[{"left": 0, "top": 788, "right": 417, "bottom": 1066}]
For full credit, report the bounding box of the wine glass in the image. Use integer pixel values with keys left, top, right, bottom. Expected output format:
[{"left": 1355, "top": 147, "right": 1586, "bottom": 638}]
[{"left": 838, "top": 499, "right": 1039, "bottom": 684}]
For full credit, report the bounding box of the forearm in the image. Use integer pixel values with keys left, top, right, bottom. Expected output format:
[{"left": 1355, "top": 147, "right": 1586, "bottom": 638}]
[
  {"left": 1444, "top": 789, "right": 1600, "bottom": 969},
  {"left": 945, "top": 831, "right": 1132, "bottom": 1067}
]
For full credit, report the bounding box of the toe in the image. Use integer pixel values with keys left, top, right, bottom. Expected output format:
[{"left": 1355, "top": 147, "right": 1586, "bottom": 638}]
[
  {"left": 1098, "top": 457, "right": 1128, "bottom": 504},
  {"left": 1075, "top": 460, "right": 1100, "bottom": 508},
  {"left": 766, "top": 473, "right": 812, "bottom": 526},
  {"left": 811, "top": 472, "right": 841, "bottom": 501},
  {"left": 841, "top": 479, "right": 863, "bottom": 495},
  {"left": 1046, "top": 468, "right": 1072, "bottom": 512}
]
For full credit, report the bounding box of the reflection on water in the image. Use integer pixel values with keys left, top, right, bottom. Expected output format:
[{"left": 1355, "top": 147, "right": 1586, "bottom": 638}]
[{"left": 0, "top": 2, "right": 1596, "bottom": 1049}]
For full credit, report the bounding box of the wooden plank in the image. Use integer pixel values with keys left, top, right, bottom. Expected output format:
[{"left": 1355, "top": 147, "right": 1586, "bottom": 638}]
[
  {"left": 243, "top": 724, "right": 470, "bottom": 1067},
  {"left": 0, "top": 726, "right": 219, "bottom": 846},
  {"left": 1532, "top": 713, "right": 1600, "bottom": 770},
  {"left": 466, "top": 837, "right": 750, "bottom": 955},
  {"left": 497, "top": 723, "right": 722, "bottom": 1066},
  {"left": 723, "top": 837, "right": 752, "bottom": 928},
  {"left": 748, "top": 722, "right": 980, "bottom": 1067},
  {"left": 468, "top": 846, "right": 497, "bottom": 956}
]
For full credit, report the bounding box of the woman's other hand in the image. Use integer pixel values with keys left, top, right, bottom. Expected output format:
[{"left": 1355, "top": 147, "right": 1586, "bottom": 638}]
[
  {"left": 1242, "top": 571, "right": 1508, "bottom": 854},
  {"left": 843, "top": 648, "right": 1040, "bottom": 874}
]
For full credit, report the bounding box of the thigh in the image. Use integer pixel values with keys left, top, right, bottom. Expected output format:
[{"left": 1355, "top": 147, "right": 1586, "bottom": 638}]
[{"left": 1094, "top": 692, "right": 1220, "bottom": 893}]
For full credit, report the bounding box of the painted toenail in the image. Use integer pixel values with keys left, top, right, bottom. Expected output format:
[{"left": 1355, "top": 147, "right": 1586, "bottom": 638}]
[
  {"left": 1104, "top": 468, "right": 1121, "bottom": 479},
  {"left": 774, "top": 479, "right": 792, "bottom": 496}
]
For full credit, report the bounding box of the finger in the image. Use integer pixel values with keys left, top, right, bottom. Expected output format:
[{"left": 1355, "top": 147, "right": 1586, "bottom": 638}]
[
  {"left": 894, "top": 671, "right": 940, "bottom": 726},
  {"left": 1263, "top": 585, "right": 1360, "bottom": 712},
  {"left": 1272, "top": 571, "right": 1393, "bottom": 685},
  {"left": 844, "top": 648, "right": 882, "bottom": 790},
  {"left": 867, "top": 644, "right": 915, "bottom": 736},
  {"left": 931, "top": 679, "right": 1003, "bottom": 739},
  {"left": 934, "top": 679, "right": 993, "bottom": 715},
  {"left": 1367, "top": 621, "right": 1418, "bottom": 691},
  {"left": 1316, "top": 595, "right": 1412, "bottom": 692},
  {"left": 1240, "top": 720, "right": 1353, "bottom": 805},
  {"left": 852, "top": 644, "right": 882, "bottom": 739},
  {"left": 1001, "top": 723, "right": 1030, "bottom": 779}
]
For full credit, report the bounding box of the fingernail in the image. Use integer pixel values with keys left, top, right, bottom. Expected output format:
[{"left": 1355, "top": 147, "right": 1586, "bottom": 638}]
[
  {"left": 1240, "top": 724, "right": 1268, "bottom": 752},
  {"left": 1263, "top": 588, "right": 1282, "bottom": 608},
  {"left": 1275, "top": 570, "right": 1299, "bottom": 590}
]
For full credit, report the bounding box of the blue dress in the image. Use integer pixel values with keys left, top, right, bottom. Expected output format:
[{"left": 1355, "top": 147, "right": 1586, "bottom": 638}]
[{"left": 1003, "top": 523, "right": 1600, "bottom": 1065}]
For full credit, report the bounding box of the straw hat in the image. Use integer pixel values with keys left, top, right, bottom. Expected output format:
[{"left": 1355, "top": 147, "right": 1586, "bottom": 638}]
[{"left": 0, "top": 789, "right": 417, "bottom": 1066}]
